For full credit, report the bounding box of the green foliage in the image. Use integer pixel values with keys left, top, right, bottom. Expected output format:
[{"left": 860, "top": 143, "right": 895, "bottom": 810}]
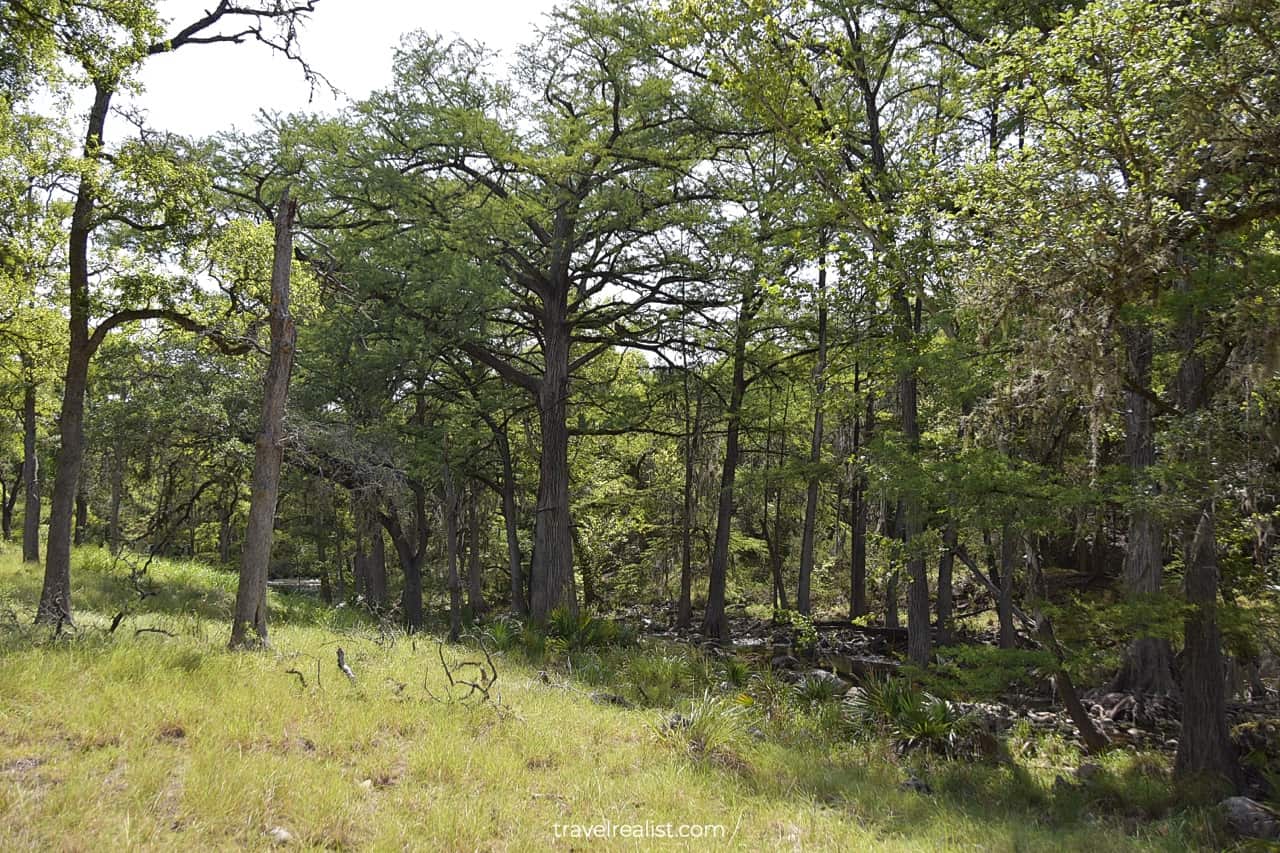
[
  {"left": 846, "top": 676, "right": 974, "bottom": 754},
  {"left": 773, "top": 608, "right": 817, "bottom": 654},
  {"left": 626, "top": 650, "right": 693, "bottom": 707},
  {"left": 660, "top": 689, "right": 746, "bottom": 758},
  {"left": 920, "top": 646, "right": 1057, "bottom": 700}
]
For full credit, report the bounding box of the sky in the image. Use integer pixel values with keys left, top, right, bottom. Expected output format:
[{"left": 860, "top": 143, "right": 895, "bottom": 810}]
[{"left": 121, "top": 0, "right": 561, "bottom": 137}]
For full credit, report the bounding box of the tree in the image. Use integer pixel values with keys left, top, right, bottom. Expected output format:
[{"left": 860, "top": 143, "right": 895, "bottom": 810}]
[{"left": 230, "top": 189, "right": 298, "bottom": 649}]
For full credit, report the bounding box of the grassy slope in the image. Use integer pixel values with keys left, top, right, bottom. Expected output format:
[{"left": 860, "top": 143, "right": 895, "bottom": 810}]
[{"left": 0, "top": 545, "right": 1220, "bottom": 851}]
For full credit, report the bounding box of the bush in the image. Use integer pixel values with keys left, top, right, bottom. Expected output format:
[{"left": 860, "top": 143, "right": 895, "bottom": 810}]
[
  {"left": 661, "top": 689, "right": 746, "bottom": 759},
  {"left": 846, "top": 676, "right": 973, "bottom": 754}
]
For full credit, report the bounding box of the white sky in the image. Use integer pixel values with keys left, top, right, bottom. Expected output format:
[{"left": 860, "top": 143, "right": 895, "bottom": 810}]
[{"left": 121, "top": 0, "right": 560, "bottom": 137}]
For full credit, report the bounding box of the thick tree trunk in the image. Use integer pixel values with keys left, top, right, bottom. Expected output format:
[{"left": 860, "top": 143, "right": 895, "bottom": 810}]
[
  {"left": 382, "top": 492, "right": 427, "bottom": 633},
  {"left": 797, "top": 261, "right": 827, "bottom": 615},
  {"left": 1112, "top": 322, "right": 1175, "bottom": 694},
  {"left": 702, "top": 288, "right": 754, "bottom": 640},
  {"left": 1170, "top": 302, "right": 1241, "bottom": 787},
  {"left": 22, "top": 363, "right": 40, "bottom": 563},
  {"left": 229, "top": 189, "right": 297, "bottom": 650},
  {"left": 466, "top": 491, "right": 487, "bottom": 615},
  {"left": 529, "top": 293, "right": 575, "bottom": 621},
  {"left": 361, "top": 497, "right": 387, "bottom": 611},
  {"left": 1175, "top": 506, "right": 1242, "bottom": 789},
  {"left": 897, "top": 291, "right": 929, "bottom": 666}
]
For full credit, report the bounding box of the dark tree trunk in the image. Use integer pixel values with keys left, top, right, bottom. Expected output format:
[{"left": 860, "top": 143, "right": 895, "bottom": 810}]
[
  {"left": 1175, "top": 506, "right": 1242, "bottom": 789},
  {"left": 466, "top": 490, "right": 487, "bottom": 615},
  {"left": 383, "top": 485, "right": 429, "bottom": 633},
  {"left": 1170, "top": 298, "right": 1241, "bottom": 787},
  {"left": 850, "top": 381, "right": 872, "bottom": 619},
  {"left": 898, "top": 292, "right": 929, "bottom": 666},
  {"left": 677, "top": 366, "right": 703, "bottom": 631},
  {"left": 362, "top": 497, "right": 387, "bottom": 611},
  {"left": 229, "top": 189, "right": 297, "bottom": 650},
  {"left": 797, "top": 259, "right": 827, "bottom": 615},
  {"left": 22, "top": 360, "right": 40, "bottom": 563},
  {"left": 1112, "top": 322, "right": 1175, "bottom": 694},
  {"left": 529, "top": 282, "right": 575, "bottom": 622},
  {"left": 937, "top": 520, "right": 957, "bottom": 645},
  {"left": 1, "top": 464, "right": 17, "bottom": 541},
  {"left": 702, "top": 286, "right": 755, "bottom": 640},
  {"left": 495, "top": 427, "right": 526, "bottom": 616},
  {"left": 998, "top": 524, "right": 1017, "bottom": 649},
  {"left": 443, "top": 455, "right": 463, "bottom": 641},
  {"left": 73, "top": 487, "right": 87, "bottom": 547}
]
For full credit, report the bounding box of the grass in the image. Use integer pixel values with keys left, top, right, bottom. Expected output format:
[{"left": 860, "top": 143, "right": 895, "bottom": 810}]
[{"left": 0, "top": 543, "right": 1229, "bottom": 850}]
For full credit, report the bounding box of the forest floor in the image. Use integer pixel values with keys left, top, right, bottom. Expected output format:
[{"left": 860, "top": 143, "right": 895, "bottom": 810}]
[{"left": 0, "top": 545, "right": 1242, "bottom": 851}]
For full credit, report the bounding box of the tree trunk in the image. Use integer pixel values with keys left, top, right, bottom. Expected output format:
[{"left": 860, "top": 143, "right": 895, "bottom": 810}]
[
  {"left": 1175, "top": 506, "right": 1242, "bottom": 789},
  {"left": 466, "top": 490, "right": 487, "bottom": 615},
  {"left": 1112, "top": 322, "right": 1175, "bottom": 694},
  {"left": 797, "top": 259, "right": 827, "bottom": 615},
  {"left": 362, "top": 497, "right": 387, "bottom": 611},
  {"left": 229, "top": 189, "right": 297, "bottom": 650},
  {"left": 382, "top": 490, "right": 427, "bottom": 633},
  {"left": 73, "top": 487, "right": 87, "bottom": 547},
  {"left": 38, "top": 82, "right": 116, "bottom": 624},
  {"left": 850, "top": 381, "right": 871, "bottom": 619},
  {"left": 898, "top": 291, "right": 929, "bottom": 666},
  {"left": 443, "top": 453, "right": 463, "bottom": 642},
  {"left": 702, "top": 286, "right": 755, "bottom": 640},
  {"left": 495, "top": 427, "right": 526, "bottom": 616},
  {"left": 677, "top": 365, "right": 703, "bottom": 631},
  {"left": 937, "top": 519, "right": 957, "bottom": 645},
  {"left": 529, "top": 288, "right": 575, "bottom": 622},
  {"left": 22, "top": 359, "right": 40, "bottom": 563},
  {"left": 998, "top": 524, "right": 1017, "bottom": 649}
]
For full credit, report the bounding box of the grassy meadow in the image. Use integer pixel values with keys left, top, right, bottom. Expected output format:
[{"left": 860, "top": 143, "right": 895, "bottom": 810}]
[{"left": 0, "top": 545, "right": 1231, "bottom": 851}]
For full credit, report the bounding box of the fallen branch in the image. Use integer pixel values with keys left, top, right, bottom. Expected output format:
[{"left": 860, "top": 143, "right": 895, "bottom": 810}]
[
  {"left": 285, "top": 668, "right": 307, "bottom": 688},
  {"left": 134, "top": 627, "right": 176, "bottom": 638}
]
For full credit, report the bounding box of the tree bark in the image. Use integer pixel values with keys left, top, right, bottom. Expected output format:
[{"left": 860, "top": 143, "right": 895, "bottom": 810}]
[
  {"left": 443, "top": 452, "right": 464, "bottom": 641},
  {"left": 229, "top": 189, "right": 297, "bottom": 650},
  {"left": 21, "top": 359, "right": 39, "bottom": 562},
  {"left": 495, "top": 426, "right": 526, "bottom": 616},
  {"left": 361, "top": 496, "right": 387, "bottom": 611},
  {"left": 1112, "top": 321, "right": 1175, "bottom": 694},
  {"left": 677, "top": 362, "right": 703, "bottom": 631},
  {"left": 998, "top": 524, "right": 1017, "bottom": 649},
  {"left": 529, "top": 281, "right": 576, "bottom": 622},
  {"left": 797, "top": 259, "right": 827, "bottom": 615},
  {"left": 850, "top": 382, "right": 871, "bottom": 619},
  {"left": 1175, "top": 506, "right": 1242, "bottom": 789},
  {"left": 702, "top": 285, "right": 755, "bottom": 640}
]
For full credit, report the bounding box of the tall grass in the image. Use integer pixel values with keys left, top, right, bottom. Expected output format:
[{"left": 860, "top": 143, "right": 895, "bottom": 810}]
[{"left": 0, "top": 544, "right": 1221, "bottom": 850}]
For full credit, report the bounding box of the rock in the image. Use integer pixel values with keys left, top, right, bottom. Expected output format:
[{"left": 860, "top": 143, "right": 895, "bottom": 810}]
[
  {"left": 266, "top": 826, "right": 294, "bottom": 845},
  {"left": 663, "top": 713, "right": 691, "bottom": 732},
  {"left": 591, "top": 692, "right": 634, "bottom": 709},
  {"left": 804, "top": 669, "right": 852, "bottom": 695},
  {"left": 771, "top": 654, "right": 801, "bottom": 671},
  {"left": 1221, "top": 797, "right": 1280, "bottom": 840},
  {"left": 1074, "top": 763, "right": 1103, "bottom": 783},
  {"left": 899, "top": 775, "right": 932, "bottom": 795}
]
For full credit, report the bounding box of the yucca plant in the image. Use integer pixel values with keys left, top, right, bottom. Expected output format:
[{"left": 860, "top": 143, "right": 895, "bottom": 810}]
[
  {"left": 793, "top": 673, "right": 843, "bottom": 706},
  {"left": 660, "top": 690, "right": 746, "bottom": 757}
]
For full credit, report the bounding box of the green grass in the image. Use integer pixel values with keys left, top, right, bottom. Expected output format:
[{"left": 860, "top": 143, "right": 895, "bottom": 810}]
[{"left": 0, "top": 544, "right": 1227, "bottom": 850}]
